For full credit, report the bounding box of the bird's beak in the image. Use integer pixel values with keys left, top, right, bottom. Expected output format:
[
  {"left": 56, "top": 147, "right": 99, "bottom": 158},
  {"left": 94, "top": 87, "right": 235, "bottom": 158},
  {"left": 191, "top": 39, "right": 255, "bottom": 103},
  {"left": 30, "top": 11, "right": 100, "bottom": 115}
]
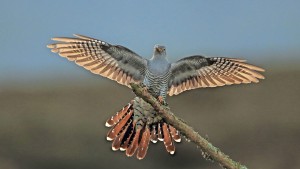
[{"left": 155, "top": 47, "right": 163, "bottom": 53}]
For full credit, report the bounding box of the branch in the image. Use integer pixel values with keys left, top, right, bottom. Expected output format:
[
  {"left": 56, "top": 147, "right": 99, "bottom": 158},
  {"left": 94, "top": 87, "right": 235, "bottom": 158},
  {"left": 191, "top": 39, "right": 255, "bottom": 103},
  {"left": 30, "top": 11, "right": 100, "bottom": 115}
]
[{"left": 130, "top": 83, "right": 248, "bottom": 169}]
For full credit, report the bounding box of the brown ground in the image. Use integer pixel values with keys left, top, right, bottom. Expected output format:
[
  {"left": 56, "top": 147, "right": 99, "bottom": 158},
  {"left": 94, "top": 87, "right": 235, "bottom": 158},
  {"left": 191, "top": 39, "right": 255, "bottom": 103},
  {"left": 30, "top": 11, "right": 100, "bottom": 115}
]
[{"left": 0, "top": 68, "right": 299, "bottom": 169}]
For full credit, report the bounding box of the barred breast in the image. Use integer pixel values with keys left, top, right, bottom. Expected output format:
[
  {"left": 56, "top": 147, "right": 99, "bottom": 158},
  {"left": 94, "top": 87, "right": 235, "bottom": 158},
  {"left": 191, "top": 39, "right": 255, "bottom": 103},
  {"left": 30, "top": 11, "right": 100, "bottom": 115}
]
[{"left": 144, "top": 68, "right": 171, "bottom": 100}]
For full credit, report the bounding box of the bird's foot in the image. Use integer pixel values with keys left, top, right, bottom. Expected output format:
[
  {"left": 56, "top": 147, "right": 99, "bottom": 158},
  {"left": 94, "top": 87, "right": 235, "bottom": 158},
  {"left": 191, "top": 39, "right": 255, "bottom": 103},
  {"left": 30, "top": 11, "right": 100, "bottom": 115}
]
[
  {"left": 140, "top": 83, "right": 147, "bottom": 88},
  {"left": 141, "top": 85, "right": 149, "bottom": 96},
  {"left": 158, "top": 96, "right": 168, "bottom": 106}
]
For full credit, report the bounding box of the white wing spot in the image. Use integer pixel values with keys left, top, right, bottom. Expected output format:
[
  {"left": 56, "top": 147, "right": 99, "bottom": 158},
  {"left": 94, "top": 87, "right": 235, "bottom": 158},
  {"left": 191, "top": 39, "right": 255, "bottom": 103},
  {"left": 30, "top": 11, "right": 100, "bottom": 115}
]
[
  {"left": 106, "top": 137, "right": 113, "bottom": 141},
  {"left": 105, "top": 121, "right": 112, "bottom": 127}
]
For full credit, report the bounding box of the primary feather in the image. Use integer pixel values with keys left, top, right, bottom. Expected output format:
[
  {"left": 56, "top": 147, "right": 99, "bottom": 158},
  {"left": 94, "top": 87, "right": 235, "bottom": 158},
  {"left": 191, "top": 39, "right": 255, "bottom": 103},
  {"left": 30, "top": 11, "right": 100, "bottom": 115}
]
[{"left": 48, "top": 34, "right": 147, "bottom": 87}]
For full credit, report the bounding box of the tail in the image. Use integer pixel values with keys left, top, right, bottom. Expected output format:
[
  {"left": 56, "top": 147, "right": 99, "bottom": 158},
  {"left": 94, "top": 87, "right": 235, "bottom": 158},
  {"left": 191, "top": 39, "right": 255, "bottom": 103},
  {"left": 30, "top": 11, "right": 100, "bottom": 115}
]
[{"left": 105, "top": 97, "right": 181, "bottom": 160}]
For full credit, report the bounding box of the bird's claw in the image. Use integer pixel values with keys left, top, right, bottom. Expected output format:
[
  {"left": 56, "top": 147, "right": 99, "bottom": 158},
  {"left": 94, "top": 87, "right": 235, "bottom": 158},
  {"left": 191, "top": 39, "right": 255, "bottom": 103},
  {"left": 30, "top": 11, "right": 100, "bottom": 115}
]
[
  {"left": 158, "top": 96, "right": 168, "bottom": 106},
  {"left": 141, "top": 85, "right": 149, "bottom": 95},
  {"left": 140, "top": 83, "right": 147, "bottom": 88}
]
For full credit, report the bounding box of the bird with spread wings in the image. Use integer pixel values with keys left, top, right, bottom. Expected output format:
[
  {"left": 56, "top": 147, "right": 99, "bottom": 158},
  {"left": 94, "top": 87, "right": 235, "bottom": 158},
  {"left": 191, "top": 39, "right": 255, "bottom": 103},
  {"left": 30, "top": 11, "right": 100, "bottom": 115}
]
[{"left": 48, "top": 34, "right": 265, "bottom": 159}]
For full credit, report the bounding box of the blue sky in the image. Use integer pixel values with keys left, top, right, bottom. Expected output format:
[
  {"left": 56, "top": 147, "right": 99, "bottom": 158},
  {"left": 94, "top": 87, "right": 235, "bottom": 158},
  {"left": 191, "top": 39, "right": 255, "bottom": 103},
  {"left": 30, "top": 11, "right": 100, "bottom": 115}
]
[{"left": 0, "top": 0, "right": 299, "bottom": 83}]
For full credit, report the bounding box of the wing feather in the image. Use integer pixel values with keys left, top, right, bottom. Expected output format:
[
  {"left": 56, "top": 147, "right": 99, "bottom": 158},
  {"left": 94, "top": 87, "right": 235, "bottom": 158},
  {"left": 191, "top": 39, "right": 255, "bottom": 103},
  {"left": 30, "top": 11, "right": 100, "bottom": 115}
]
[
  {"left": 168, "top": 55, "right": 265, "bottom": 96},
  {"left": 47, "top": 34, "right": 147, "bottom": 87}
]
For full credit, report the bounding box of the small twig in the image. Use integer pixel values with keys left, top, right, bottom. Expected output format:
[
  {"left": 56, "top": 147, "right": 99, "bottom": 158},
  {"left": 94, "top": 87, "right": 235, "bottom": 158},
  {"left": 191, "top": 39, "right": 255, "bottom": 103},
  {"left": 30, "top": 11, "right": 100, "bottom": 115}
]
[{"left": 130, "top": 83, "right": 248, "bottom": 169}]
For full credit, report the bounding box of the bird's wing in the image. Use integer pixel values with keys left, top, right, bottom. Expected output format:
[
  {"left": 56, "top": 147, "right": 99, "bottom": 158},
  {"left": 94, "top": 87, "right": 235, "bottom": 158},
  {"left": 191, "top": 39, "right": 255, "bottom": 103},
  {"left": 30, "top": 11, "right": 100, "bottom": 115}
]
[
  {"left": 47, "top": 34, "right": 147, "bottom": 87},
  {"left": 168, "top": 55, "right": 265, "bottom": 96}
]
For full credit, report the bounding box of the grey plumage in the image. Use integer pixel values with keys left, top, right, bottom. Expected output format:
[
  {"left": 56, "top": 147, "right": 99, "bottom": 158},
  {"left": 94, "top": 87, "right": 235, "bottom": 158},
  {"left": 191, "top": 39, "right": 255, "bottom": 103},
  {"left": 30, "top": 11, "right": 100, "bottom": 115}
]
[
  {"left": 47, "top": 34, "right": 265, "bottom": 159},
  {"left": 47, "top": 34, "right": 265, "bottom": 99},
  {"left": 168, "top": 56, "right": 265, "bottom": 95},
  {"left": 143, "top": 45, "right": 171, "bottom": 100},
  {"left": 48, "top": 34, "right": 146, "bottom": 87}
]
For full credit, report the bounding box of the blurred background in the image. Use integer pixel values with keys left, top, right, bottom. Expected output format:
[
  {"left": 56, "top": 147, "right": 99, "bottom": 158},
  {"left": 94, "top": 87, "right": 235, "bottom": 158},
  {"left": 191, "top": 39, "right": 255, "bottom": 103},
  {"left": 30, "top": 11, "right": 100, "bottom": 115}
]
[{"left": 1, "top": 0, "right": 300, "bottom": 169}]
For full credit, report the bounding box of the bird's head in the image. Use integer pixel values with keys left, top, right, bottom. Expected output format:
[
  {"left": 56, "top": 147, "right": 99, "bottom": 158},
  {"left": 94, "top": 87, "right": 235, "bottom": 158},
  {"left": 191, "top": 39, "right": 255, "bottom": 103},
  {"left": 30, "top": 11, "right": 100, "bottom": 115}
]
[{"left": 153, "top": 44, "right": 166, "bottom": 58}]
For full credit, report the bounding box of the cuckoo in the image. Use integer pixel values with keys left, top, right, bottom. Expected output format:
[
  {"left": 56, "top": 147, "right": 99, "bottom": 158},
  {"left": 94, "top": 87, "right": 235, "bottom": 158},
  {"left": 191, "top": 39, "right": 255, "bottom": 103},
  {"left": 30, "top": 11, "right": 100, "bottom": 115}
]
[{"left": 47, "top": 34, "right": 265, "bottom": 160}]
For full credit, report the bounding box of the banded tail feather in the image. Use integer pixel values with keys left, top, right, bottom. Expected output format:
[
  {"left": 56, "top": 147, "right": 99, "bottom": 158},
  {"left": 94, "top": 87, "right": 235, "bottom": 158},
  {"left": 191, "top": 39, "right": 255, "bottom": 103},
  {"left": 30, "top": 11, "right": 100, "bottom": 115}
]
[{"left": 105, "top": 97, "right": 181, "bottom": 159}]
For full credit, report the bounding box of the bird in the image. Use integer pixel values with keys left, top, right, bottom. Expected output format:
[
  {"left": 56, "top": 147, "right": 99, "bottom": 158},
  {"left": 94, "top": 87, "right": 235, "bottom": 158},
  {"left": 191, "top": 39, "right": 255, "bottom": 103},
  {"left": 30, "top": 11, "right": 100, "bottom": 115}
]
[{"left": 47, "top": 34, "right": 265, "bottom": 160}]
